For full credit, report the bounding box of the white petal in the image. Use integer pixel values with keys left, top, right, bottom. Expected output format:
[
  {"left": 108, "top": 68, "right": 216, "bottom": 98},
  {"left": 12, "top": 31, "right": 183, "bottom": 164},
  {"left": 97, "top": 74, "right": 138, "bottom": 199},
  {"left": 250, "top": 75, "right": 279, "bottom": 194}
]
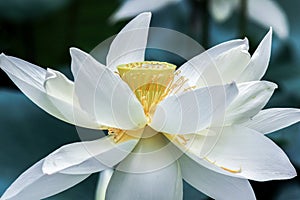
[
  {"left": 42, "top": 136, "right": 138, "bottom": 175},
  {"left": 248, "top": 0, "right": 289, "bottom": 39},
  {"left": 105, "top": 161, "right": 182, "bottom": 200},
  {"left": 44, "top": 69, "right": 99, "bottom": 128},
  {"left": 110, "top": 0, "right": 179, "bottom": 22},
  {"left": 209, "top": 0, "right": 239, "bottom": 22},
  {"left": 240, "top": 108, "right": 300, "bottom": 134},
  {"left": 71, "top": 48, "right": 147, "bottom": 130},
  {"left": 0, "top": 54, "right": 99, "bottom": 129},
  {"left": 0, "top": 54, "right": 69, "bottom": 123},
  {"left": 205, "top": 125, "right": 296, "bottom": 181},
  {"left": 116, "top": 131, "right": 182, "bottom": 173},
  {"left": 237, "top": 29, "right": 272, "bottom": 82},
  {"left": 150, "top": 83, "right": 238, "bottom": 134},
  {"left": 176, "top": 38, "right": 249, "bottom": 91},
  {"left": 45, "top": 68, "right": 74, "bottom": 102},
  {"left": 95, "top": 169, "right": 114, "bottom": 200},
  {"left": 195, "top": 43, "right": 250, "bottom": 87},
  {"left": 224, "top": 81, "right": 277, "bottom": 125},
  {"left": 0, "top": 54, "right": 46, "bottom": 89},
  {"left": 1, "top": 159, "right": 89, "bottom": 200},
  {"left": 180, "top": 155, "right": 256, "bottom": 200},
  {"left": 166, "top": 132, "right": 243, "bottom": 178},
  {"left": 106, "top": 12, "right": 151, "bottom": 71}
]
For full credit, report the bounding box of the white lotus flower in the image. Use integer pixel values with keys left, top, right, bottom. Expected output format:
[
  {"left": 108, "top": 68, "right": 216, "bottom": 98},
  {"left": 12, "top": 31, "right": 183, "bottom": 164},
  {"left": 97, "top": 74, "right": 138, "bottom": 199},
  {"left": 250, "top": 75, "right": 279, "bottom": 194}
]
[
  {"left": 0, "top": 12, "right": 299, "bottom": 200},
  {"left": 110, "top": 0, "right": 289, "bottom": 39}
]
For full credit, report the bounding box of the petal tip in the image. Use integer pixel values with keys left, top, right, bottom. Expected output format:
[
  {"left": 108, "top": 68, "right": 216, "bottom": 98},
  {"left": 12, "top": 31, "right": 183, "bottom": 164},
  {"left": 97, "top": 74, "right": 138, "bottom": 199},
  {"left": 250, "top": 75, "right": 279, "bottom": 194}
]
[
  {"left": 136, "top": 12, "right": 152, "bottom": 18},
  {"left": 69, "top": 47, "right": 82, "bottom": 57},
  {"left": 0, "top": 54, "right": 6, "bottom": 68},
  {"left": 291, "top": 168, "right": 297, "bottom": 178},
  {"left": 135, "top": 12, "right": 152, "bottom": 23},
  {"left": 0, "top": 53, "right": 8, "bottom": 62},
  {"left": 265, "top": 28, "right": 273, "bottom": 42},
  {"left": 269, "top": 27, "right": 273, "bottom": 33},
  {"left": 280, "top": 164, "right": 297, "bottom": 180},
  {"left": 265, "top": 81, "right": 278, "bottom": 90},
  {"left": 242, "top": 37, "right": 249, "bottom": 50}
]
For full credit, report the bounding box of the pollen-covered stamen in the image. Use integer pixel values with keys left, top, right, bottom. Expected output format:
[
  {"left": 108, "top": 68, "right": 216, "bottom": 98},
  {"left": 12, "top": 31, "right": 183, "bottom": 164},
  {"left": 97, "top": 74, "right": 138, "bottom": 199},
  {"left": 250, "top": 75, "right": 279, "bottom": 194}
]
[
  {"left": 118, "top": 61, "right": 197, "bottom": 122},
  {"left": 117, "top": 61, "right": 176, "bottom": 121},
  {"left": 169, "top": 69, "right": 197, "bottom": 94},
  {"left": 108, "top": 128, "right": 126, "bottom": 142},
  {"left": 108, "top": 128, "right": 140, "bottom": 143}
]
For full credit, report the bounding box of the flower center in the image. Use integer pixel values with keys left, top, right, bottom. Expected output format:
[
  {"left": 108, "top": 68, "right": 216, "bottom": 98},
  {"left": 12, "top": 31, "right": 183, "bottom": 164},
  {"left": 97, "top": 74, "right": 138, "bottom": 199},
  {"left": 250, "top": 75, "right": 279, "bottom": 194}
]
[
  {"left": 109, "top": 61, "right": 195, "bottom": 143},
  {"left": 117, "top": 61, "right": 176, "bottom": 121}
]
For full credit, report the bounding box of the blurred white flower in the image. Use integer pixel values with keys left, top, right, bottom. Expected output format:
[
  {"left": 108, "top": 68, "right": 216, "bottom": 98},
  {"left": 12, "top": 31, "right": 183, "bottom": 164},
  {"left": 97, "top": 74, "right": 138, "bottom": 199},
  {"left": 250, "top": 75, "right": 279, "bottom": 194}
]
[
  {"left": 109, "top": 0, "right": 181, "bottom": 22},
  {"left": 209, "top": 0, "right": 289, "bottom": 39},
  {"left": 0, "top": 13, "right": 298, "bottom": 200},
  {"left": 111, "top": 0, "right": 289, "bottom": 39}
]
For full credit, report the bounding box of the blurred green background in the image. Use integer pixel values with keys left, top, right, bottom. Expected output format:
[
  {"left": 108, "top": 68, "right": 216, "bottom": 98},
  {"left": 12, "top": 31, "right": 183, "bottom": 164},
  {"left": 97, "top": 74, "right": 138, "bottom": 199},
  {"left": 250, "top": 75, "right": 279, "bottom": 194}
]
[{"left": 1, "top": 0, "right": 300, "bottom": 199}]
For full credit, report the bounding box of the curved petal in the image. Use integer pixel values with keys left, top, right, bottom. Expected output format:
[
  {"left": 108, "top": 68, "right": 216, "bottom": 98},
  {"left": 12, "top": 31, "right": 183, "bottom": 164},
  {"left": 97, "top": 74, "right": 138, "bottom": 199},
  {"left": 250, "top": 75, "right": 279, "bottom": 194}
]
[
  {"left": 45, "top": 68, "right": 74, "bottom": 102},
  {"left": 44, "top": 69, "right": 99, "bottom": 128},
  {"left": 0, "top": 54, "right": 98, "bottom": 129},
  {"left": 237, "top": 29, "right": 272, "bottom": 82},
  {"left": 180, "top": 155, "right": 256, "bottom": 200},
  {"left": 165, "top": 132, "right": 244, "bottom": 178},
  {"left": 205, "top": 125, "right": 296, "bottom": 181},
  {"left": 71, "top": 48, "right": 147, "bottom": 130},
  {"left": 0, "top": 159, "right": 89, "bottom": 200},
  {"left": 0, "top": 54, "right": 46, "bottom": 89},
  {"left": 240, "top": 108, "right": 300, "bottom": 134},
  {"left": 224, "top": 81, "right": 277, "bottom": 125},
  {"left": 106, "top": 12, "right": 151, "bottom": 71},
  {"left": 42, "top": 136, "right": 138, "bottom": 175},
  {"left": 105, "top": 161, "right": 182, "bottom": 200},
  {"left": 150, "top": 83, "right": 238, "bottom": 134},
  {"left": 248, "top": 0, "right": 289, "bottom": 39},
  {"left": 95, "top": 169, "right": 114, "bottom": 200},
  {"left": 209, "top": 0, "right": 239, "bottom": 22},
  {"left": 109, "top": 0, "right": 179, "bottom": 23},
  {"left": 0, "top": 54, "right": 63, "bottom": 120},
  {"left": 176, "top": 38, "right": 249, "bottom": 92},
  {"left": 0, "top": 54, "right": 99, "bottom": 129}
]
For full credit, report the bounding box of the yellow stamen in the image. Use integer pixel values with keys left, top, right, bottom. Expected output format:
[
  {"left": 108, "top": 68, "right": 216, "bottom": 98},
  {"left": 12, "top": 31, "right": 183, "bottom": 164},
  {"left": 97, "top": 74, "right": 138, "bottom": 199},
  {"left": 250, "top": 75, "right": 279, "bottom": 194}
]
[
  {"left": 117, "top": 61, "right": 176, "bottom": 121},
  {"left": 118, "top": 61, "right": 197, "bottom": 121},
  {"left": 107, "top": 128, "right": 137, "bottom": 143},
  {"left": 183, "top": 85, "right": 197, "bottom": 92}
]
